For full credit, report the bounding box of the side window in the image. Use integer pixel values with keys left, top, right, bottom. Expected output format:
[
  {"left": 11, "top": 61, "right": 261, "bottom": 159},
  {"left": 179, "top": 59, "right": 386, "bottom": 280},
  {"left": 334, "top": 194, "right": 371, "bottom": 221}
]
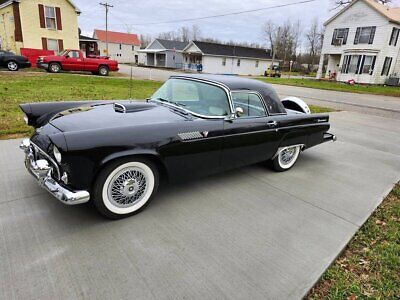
[{"left": 232, "top": 92, "right": 267, "bottom": 117}]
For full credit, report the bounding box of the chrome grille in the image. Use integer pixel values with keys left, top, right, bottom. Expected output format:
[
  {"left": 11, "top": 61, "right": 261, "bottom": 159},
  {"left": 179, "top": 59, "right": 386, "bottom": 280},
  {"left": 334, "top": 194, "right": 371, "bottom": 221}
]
[{"left": 30, "top": 141, "right": 61, "bottom": 180}]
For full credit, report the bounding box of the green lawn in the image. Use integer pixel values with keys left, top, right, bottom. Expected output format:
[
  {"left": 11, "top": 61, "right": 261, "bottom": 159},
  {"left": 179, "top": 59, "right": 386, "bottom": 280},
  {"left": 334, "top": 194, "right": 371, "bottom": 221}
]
[
  {"left": 0, "top": 72, "right": 333, "bottom": 139},
  {"left": 257, "top": 77, "right": 400, "bottom": 97},
  {"left": 307, "top": 183, "right": 400, "bottom": 299},
  {"left": 0, "top": 72, "right": 162, "bottom": 138}
]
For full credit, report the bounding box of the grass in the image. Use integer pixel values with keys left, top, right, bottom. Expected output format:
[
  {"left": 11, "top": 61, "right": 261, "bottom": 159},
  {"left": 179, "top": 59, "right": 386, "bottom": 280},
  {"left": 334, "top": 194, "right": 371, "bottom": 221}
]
[
  {"left": 0, "top": 72, "right": 162, "bottom": 138},
  {"left": 257, "top": 77, "right": 400, "bottom": 97},
  {"left": 307, "top": 183, "right": 400, "bottom": 299},
  {"left": 0, "top": 72, "right": 333, "bottom": 139}
]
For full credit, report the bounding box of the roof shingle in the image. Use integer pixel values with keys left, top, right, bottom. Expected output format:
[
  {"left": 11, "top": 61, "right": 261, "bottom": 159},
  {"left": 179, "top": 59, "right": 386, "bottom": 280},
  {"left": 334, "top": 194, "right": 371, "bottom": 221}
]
[
  {"left": 94, "top": 29, "right": 141, "bottom": 46},
  {"left": 155, "top": 39, "right": 188, "bottom": 51},
  {"left": 190, "top": 41, "right": 272, "bottom": 60}
]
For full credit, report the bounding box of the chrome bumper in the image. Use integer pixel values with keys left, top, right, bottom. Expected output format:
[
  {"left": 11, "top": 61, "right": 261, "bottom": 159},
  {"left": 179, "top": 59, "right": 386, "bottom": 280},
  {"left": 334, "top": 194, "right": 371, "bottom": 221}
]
[
  {"left": 20, "top": 139, "right": 90, "bottom": 205},
  {"left": 323, "top": 132, "right": 337, "bottom": 143}
]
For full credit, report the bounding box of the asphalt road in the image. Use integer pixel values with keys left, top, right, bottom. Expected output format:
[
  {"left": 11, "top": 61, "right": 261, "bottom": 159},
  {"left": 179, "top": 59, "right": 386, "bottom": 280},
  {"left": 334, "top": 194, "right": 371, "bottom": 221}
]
[
  {"left": 1, "top": 111, "right": 399, "bottom": 299},
  {"left": 119, "top": 65, "right": 400, "bottom": 119}
]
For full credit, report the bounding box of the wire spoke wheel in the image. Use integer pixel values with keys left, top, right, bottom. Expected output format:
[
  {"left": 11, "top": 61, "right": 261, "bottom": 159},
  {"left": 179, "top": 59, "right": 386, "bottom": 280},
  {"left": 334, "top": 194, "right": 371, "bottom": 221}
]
[
  {"left": 272, "top": 145, "right": 301, "bottom": 172},
  {"left": 107, "top": 167, "right": 148, "bottom": 208},
  {"left": 99, "top": 160, "right": 157, "bottom": 217}
]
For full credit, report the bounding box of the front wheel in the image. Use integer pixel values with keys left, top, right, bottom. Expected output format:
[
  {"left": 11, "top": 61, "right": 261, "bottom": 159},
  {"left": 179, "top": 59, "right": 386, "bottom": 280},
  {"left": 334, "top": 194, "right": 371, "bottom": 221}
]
[
  {"left": 7, "top": 61, "right": 19, "bottom": 71},
  {"left": 49, "top": 62, "right": 61, "bottom": 73},
  {"left": 93, "top": 158, "right": 159, "bottom": 219},
  {"left": 271, "top": 145, "right": 301, "bottom": 172}
]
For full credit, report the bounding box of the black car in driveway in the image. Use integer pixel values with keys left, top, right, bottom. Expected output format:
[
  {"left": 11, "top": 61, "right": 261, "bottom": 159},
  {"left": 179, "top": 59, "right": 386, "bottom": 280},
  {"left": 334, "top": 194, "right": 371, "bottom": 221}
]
[
  {"left": 0, "top": 50, "right": 31, "bottom": 71},
  {"left": 19, "top": 74, "right": 336, "bottom": 219}
]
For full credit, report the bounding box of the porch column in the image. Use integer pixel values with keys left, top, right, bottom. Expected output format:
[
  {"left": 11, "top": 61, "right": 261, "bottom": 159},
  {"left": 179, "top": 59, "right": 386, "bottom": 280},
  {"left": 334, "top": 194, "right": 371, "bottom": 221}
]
[{"left": 316, "top": 54, "right": 325, "bottom": 79}]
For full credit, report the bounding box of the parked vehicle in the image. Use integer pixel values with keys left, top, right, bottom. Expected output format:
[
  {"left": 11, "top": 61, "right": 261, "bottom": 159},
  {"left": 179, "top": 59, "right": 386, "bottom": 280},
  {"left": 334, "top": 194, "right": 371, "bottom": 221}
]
[
  {"left": 19, "top": 74, "right": 336, "bottom": 219},
  {"left": 36, "top": 49, "right": 119, "bottom": 76},
  {"left": 0, "top": 50, "right": 31, "bottom": 71},
  {"left": 264, "top": 65, "right": 281, "bottom": 78}
]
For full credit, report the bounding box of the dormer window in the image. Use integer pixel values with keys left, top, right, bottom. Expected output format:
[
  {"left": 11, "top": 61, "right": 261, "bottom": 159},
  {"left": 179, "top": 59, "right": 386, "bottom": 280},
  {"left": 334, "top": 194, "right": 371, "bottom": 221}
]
[
  {"left": 331, "top": 28, "right": 349, "bottom": 45},
  {"left": 354, "top": 26, "right": 376, "bottom": 44},
  {"left": 45, "top": 6, "right": 56, "bottom": 29}
]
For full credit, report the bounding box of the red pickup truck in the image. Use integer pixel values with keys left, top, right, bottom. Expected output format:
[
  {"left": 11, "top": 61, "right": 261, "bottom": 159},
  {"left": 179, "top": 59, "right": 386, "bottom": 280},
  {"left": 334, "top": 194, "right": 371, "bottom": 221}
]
[{"left": 37, "top": 49, "right": 119, "bottom": 76}]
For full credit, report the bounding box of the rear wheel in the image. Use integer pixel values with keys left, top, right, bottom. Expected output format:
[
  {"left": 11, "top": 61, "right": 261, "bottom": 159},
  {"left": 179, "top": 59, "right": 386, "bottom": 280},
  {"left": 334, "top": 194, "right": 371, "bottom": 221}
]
[
  {"left": 49, "top": 62, "right": 61, "bottom": 73},
  {"left": 271, "top": 145, "right": 301, "bottom": 172},
  {"left": 93, "top": 158, "right": 159, "bottom": 219},
  {"left": 7, "top": 61, "right": 19, "bottom": 71},
  {"left": 98, "top": 65, "right": 109, "bottom": 76}
]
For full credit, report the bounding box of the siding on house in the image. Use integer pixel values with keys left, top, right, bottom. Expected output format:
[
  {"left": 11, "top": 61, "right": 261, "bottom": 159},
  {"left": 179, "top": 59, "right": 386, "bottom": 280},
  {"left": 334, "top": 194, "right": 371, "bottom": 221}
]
[
  {"left": 0, "top": 0, "right": 80, "bottom": 54},
  {"left": 140, "top": 39, "right": 187, "bottom": 68},
  {"left": 318, "top": 0, "right": 400, "bottom": 84}
]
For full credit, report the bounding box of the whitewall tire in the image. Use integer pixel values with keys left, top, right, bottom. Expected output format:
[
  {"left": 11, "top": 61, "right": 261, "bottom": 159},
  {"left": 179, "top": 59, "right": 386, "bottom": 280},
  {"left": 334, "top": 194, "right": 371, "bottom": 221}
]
[
  {"left": 93, "top": 158, "right": 159, "bottom": 219},
  {"left": 271, "top": 145, "right": 301, "bottom": 172}
]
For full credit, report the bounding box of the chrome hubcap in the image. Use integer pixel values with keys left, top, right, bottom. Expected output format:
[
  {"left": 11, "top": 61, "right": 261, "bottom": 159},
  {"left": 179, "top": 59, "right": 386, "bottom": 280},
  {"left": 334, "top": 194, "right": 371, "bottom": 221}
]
[
  {"left": 8, "top": 62, "right": 17, "bottom": 70},
  {"left": 280, "top": 147, "right": 297, "bottom": 165},
  {"left": 51, "top": 65, "right": 59, "bottom": 72},
  {"left": 108, "top": 168, "right": 147, "bottom": 207},
  {"left": 100, "top": 68, "right": 107, "bottom": 75}
]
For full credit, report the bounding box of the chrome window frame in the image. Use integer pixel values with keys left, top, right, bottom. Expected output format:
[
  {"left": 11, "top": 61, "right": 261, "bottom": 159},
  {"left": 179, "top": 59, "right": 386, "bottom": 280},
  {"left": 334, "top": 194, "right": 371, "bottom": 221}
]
[
  {"left": 154, "top": 76, "right": 235, "bottom": 119},
  {"left": 230, "top": 90, "right": 269, "bottom": 118}
]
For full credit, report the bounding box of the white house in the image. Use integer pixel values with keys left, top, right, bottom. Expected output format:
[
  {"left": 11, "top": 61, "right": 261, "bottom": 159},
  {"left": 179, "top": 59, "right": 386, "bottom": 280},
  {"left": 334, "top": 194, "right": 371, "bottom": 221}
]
[
  {"left": 138, "top": 39, "right": 188, "bottom": 68},
  {"left": 317, "top": 0, "right": 400, "bottom": 84},
  {"left": 182, "top": 41, "right": 273, "bottom": 76},
  {"left": 93, "top": 29, "right": 141, "bottom": 64}
]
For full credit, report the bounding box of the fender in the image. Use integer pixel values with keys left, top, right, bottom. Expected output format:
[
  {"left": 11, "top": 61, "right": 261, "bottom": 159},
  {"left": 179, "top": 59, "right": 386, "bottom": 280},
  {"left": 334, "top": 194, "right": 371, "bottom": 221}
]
[{"left": 281, "top": 96, "right": 311, "bottom": 114}]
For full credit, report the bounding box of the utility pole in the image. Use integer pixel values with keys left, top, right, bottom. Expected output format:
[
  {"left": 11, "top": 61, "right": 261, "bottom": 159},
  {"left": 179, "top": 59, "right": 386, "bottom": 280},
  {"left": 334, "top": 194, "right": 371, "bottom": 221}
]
[{"left": 99, "top": 2, "right": 113, "bottom": 55}]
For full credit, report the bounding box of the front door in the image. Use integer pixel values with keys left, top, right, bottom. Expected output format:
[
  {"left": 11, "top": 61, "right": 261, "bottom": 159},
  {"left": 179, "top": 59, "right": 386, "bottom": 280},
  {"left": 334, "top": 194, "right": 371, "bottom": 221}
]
[
  {"left": 222, "top": 92, "right": 280, "bottom": 169},
  {"left": 62, "top": 50, "right": 82, "bottom": 71}
]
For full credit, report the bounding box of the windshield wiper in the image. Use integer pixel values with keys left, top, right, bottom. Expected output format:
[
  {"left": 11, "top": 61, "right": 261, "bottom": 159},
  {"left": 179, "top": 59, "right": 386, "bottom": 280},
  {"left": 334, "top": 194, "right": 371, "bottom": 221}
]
[{"left": 153, "top": 97, "right": 186, "bottom": 107}]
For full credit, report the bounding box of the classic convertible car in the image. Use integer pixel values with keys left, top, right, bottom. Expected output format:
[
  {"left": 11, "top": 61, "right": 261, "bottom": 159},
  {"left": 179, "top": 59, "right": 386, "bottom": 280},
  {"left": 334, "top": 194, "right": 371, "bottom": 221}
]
[{"left": 19, "top": 74, "right": 336, "bottom": 219}]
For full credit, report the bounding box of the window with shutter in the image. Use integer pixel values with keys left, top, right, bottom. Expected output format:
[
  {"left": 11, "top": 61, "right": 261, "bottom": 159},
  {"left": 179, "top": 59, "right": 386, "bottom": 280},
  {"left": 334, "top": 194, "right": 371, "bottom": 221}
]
[
  {"left": 45, "top": 6, "right": 56, "bottom": 29},
  {"left": 355, "top": 27, "right": 376, "bottom": 44},
  {"left": 38, "top": 4, "right": 45, "bottom": 28},
  {"left": 56, "top": 7, "right": 62, "bottom": 30},
  {"left": 389, "top": 28, "right": 400, "bottom": 46},
  {"left": 381, "top": 57, "right": 393, "bottom": 76}
]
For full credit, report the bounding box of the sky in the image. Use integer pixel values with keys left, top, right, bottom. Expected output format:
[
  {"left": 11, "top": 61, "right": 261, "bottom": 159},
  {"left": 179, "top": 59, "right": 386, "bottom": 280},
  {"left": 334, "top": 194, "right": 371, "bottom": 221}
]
[{"left": 76, "top": 0, "right": 400, "bottom": 47}]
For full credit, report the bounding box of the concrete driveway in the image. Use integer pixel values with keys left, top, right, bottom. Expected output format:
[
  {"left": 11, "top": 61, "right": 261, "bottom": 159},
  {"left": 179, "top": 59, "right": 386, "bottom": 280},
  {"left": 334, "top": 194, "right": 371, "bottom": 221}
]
[{"left": 1, "top": 110, "right": 399, "bottom": 299}]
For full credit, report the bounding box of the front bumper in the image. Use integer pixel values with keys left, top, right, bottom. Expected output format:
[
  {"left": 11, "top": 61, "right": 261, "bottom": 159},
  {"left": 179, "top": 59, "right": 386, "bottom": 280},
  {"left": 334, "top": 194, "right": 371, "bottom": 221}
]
[
  {"left": 20, "top": 139, "right": 90, "bottom": 205},
  {"left": 36, "top": 61, "right": 48, "bottom": 70}
]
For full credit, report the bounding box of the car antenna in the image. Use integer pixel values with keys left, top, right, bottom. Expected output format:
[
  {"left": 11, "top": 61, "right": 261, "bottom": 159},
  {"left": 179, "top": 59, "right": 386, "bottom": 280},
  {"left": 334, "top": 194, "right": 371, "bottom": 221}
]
[{"left": 129, "top": 64, "right": 133, "bottom": 101}]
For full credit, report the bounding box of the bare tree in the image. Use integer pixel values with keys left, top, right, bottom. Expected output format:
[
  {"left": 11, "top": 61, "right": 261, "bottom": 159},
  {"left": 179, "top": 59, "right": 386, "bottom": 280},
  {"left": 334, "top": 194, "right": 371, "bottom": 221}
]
[
  {"left": 191, "top": 24, "right": 201, "bottom": 41},
  {"left": 179, "top": 26, "right": 190, "bottom": 42},
  {"left": 332, "top": 0, "right": 391, "bottom": 9},
  {"left": 139, "top": 34, "right": 152, "bottom": 48},
  {"left": 305, "top": 18, "right": 322, "bottom": 71}
]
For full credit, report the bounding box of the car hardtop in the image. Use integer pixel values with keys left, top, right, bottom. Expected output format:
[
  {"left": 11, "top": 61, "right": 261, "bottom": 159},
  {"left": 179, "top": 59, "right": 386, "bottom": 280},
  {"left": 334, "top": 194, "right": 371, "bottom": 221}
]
[{"left": 170, "top": 74, "right": 286, "bottom": 115}]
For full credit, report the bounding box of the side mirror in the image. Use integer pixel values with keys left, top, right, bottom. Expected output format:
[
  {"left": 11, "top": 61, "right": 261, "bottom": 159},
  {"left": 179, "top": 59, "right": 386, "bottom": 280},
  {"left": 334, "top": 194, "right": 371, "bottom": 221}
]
[
  {"left": 235, "top": 107, "right": 244, "bottom": 117},
  {"left": 65, "top": 55, "right": 70, "bottom": 58}
]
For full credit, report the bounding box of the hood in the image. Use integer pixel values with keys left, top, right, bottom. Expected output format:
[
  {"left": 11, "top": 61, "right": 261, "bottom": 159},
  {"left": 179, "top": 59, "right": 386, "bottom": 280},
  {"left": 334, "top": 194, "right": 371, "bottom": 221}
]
[{"left": 49, "top": 101, "right": 188, "bottom": 132}]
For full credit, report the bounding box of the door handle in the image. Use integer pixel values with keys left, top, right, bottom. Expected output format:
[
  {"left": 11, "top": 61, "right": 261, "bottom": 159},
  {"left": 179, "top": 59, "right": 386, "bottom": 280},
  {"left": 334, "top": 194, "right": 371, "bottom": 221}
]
[{"left": 267, "top": 120, "right": 278, "bottom": 127}]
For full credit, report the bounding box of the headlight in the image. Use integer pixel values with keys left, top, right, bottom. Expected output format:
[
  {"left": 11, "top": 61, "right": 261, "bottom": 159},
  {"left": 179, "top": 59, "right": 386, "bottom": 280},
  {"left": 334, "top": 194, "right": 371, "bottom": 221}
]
[
  {"left": 23, "top": 114, "right": 28, "bottom": 124},
  {"left": 53, "top": 146, "right": 62, "bottom": 163}
]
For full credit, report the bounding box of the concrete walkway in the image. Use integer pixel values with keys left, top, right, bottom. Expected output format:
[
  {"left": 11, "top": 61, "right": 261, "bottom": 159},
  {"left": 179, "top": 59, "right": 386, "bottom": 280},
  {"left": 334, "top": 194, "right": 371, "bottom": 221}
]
[{"left": 1, "top": 111, "right": 399, "bottom": 299}]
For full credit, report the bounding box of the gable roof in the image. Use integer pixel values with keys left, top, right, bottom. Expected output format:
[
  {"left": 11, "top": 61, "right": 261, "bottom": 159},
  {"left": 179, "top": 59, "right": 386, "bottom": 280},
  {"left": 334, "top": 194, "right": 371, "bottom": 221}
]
[
  {"left": 324, "top": 0, "right": 400, "bottom": 26},
  {"left": 0, "top": 0, "right": 81, "bottom": 13},
  {"left": 186, "top": 41, "right": 272, "bottom": 60},
  {"left": 94, "top": 29, "right": 141, "bottom": 46},
  {"left": 155, "top": 39, "right": 188, "bottom": 50}
]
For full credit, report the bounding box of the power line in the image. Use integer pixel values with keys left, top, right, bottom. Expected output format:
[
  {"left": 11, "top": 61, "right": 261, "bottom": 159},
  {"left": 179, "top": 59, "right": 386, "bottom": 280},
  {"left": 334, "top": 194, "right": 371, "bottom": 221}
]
[
  {"left": 107, "top": 0, "right": 317, "bottom": 26},
  {"left": 99, "top": 2, "right": 114, "bottom": 55}
]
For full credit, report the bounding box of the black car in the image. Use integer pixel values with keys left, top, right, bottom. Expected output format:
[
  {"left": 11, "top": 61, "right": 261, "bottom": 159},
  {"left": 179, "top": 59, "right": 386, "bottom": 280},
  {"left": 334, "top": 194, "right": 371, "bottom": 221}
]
[
  {"left": 19, "top": 74, "right": 336, "bottom": 219},
  {"left": 0, "top": 50, "right": 31, "bottom": 71}
]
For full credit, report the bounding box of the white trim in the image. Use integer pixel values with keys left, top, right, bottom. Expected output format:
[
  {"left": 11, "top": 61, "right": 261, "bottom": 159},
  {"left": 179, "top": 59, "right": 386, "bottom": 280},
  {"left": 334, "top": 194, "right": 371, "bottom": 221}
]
[{"left": 0, "top": 0, "right": 17, "bottom": 10}]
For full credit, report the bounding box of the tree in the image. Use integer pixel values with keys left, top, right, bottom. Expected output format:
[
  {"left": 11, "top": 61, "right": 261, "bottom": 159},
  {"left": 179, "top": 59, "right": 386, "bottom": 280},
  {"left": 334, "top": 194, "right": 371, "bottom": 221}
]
[
  {"left": 305, "top": 18, "right": 323, "bottom": 71},
  {"left": 139, "top": 34, "right": 152, "bottom": 48},
  {"left": 332, "top": 0, "right": 392, "bottom": 9}
]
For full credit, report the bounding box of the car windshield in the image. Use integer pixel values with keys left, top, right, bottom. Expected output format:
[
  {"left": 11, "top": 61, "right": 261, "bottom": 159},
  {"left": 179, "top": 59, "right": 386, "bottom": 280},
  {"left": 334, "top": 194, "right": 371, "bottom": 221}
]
[{"left": 151, "top": 78, "right": 231, "bottom": 117}]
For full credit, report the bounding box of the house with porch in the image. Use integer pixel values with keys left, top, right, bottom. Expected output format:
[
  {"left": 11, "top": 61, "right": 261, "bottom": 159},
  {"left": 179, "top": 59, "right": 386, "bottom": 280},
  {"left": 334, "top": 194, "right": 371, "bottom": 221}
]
[
  {"left": 182, "top": 41, "right": 273, "bottom": 76},
  {"left": 79, "top": 32, "right": 99, "bottom": 57},
  {"left": 93, "top": 29, "right": 141, "bottom": 63},
  {"left": 316, "top": 0, "right": 400, "bottom": 84},
  {"left": 139, "top": 38, "right": 188, "bottom": 68},
  {"left": 0, "top": 0, "right": 80, "bottom": 54}
]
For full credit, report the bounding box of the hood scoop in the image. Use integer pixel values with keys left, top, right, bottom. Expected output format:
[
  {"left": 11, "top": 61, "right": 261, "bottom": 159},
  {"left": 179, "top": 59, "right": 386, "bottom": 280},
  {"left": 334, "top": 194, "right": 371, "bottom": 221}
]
[{"left": 113, "top": 102, "right": 155, "bottom": 114}]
